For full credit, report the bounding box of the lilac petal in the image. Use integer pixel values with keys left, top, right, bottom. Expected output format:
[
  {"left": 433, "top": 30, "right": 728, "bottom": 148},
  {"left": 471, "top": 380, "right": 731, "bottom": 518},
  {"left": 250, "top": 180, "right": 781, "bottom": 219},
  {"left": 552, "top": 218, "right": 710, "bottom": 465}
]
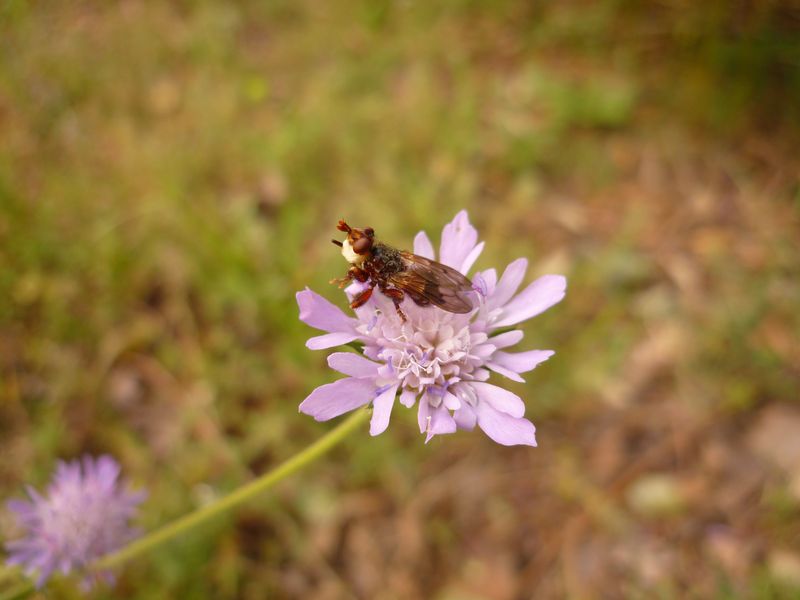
[
  {"left": 489, "top": 330, "right": 524, "bottom": 349},
  {"left": 25, "top": 486, "right": 44, "bottom": 506},
  {"left": 472, "top": 368, "right": 490, "bottom": 381},
  {"left": 493, "top": 350, "right": 554, "bottom": 374},
  {"left": 299, "top": 377, "right": 376, "bottom": 421},
  {"left": 470, "top": 343, "right": 497, "bottom": 360},
  {"left": 476, "top": 268, "right": 497, "bottom": 296},
  {"left": 439, "top": 210, "right": 479, "bottom": 270},
  {"left": 35, "top": 570, "right": 50, "bottom": 589},
  {"left": 344, "top": 280, "right": 368, "bottom": 300},
  {"left": 460, "top": 241, "right": 485, "bottom": 275},
  {"left": 370, "top": 384, "right": 399, "bottom": 436},
  {"left": 425, "top": 403, "right": 458, "bottom": 442},
  {"left": 476, "top": 402, "right": 537, "bottom": 446},
  {"left": 5, "top": 540, "right": 31, "bottom": 557},
  {"left": 417, "top": 398, "right": 431, "bottom": 433},
  {"left": 125, "top": 489, "right": 148, "bottom": 506},
  {"left": 442, "top": 390, "right": 461, "bottom": 410},
  {"left": 470, "top": 381, "right": 525, "bottom": 418},
  {"left": 399, "top": 388, "right": 417, "bottom": 408},
  {"left": 492, "top": 274, "right": 567, "bottom": 328},
  {"left": 486, "top": 362, "right": 525, "bottom": 383},
  {"left": 413, "top": 231, "right": 435, "bottom": 259},
  {"left": 6, "top": 499, "right": 34, "bottom": 518},
  {"left": 488, "top": 258, "right": 528, "bottom": 310},
  {"left": 306, "top": 332, "right": 360, "bottom": 350},
  {"left": 6, "top": 454, "right": 145, "bottom": 589},
  {"left": 472, "top": 273, "right": 489, "bottom": 297},
  {"left": 94, "top": 455, "right": 121, "bottom": 488},
  {"left": 328, "top": 352, "right": 381, "bottom": 377},
  {"left": 296, "top": 288, "right": 357, "bottom": 333},
  {"left": 54, "top": 461, "right": 79, "bottom": 486},
  {"left": 453, "top": 403, "right": 477, "bottom": 430}
]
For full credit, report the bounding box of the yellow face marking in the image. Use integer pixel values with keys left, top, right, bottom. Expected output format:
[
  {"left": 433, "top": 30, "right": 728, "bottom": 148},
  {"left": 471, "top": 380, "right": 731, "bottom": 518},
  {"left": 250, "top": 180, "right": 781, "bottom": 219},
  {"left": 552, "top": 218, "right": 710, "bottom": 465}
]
[{"left": 342, "top": 238, "right": 366, "bottom": 264}]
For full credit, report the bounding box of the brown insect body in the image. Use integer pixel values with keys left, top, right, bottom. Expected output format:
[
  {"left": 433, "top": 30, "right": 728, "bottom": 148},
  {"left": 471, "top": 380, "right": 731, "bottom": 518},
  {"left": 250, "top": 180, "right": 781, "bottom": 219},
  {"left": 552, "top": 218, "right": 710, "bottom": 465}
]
[{"left": 331, "top": 220, "right": 474, "bottom": 321}]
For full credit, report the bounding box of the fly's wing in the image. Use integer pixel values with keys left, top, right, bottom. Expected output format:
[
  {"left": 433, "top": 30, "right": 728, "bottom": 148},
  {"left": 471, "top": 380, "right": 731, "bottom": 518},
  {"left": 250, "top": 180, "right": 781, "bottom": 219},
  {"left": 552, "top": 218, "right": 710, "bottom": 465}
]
[{"left": 386, "top": 251, "right": 475, "bottom": 313}]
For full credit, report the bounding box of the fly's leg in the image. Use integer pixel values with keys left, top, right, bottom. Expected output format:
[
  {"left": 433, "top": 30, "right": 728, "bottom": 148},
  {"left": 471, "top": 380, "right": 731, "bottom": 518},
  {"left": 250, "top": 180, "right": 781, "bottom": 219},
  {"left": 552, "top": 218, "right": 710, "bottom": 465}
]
[
  {"left": 350, "top": 284, "right": 375, "bottom": 309},
  {"left": 329, "top": 275, "right": 351, "bottom": 288},
  {"left": 351, "top": 267, "right": 369, "bottom": 282},
  {"left": 381, "top": 287, "right": 407, "bottom": 322},
  {"left": 330, "top": 266, "right": 369, "bottom": 289}
]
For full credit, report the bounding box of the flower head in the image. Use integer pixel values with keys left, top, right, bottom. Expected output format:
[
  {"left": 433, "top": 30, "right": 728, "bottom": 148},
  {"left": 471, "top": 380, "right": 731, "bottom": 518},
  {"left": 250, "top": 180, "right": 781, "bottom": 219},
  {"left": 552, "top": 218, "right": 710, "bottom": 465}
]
[
  {"left": 297, "top": 210, "right": 566, "bottom": 446},
  {"left": 5, "top": 455, "right": 145, "bottom": 588}
]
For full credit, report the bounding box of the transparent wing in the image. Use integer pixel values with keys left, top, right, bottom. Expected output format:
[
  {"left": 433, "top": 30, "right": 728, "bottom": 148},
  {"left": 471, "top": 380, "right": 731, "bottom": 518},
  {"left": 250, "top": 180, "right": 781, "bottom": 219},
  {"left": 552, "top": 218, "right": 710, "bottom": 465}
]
[{"left": 386, "top": 252, "right": 474, "bottom": 313}]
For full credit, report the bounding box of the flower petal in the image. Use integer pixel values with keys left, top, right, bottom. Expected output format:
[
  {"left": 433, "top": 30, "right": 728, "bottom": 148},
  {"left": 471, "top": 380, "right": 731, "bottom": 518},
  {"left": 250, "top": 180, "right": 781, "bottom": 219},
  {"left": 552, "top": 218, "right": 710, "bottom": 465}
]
[
  {"left": 476, "top": 402, "right": 537, "bottom": 447},
  {"left": 492, "top": 274, "right": 566, "bottom": 328},
  {"left": 442, "top": 390, "right": 461, "bottom": 410},
  {"left": 6, "top": 499, "right": 34, "bottom": 520},
  {"left": 489, "top": 330, "right": 524, "bottom": 349},
  {"left": 370, "top": 384, "right": 399, "bottom": 436},
  {"left": 344, "top": 280, "right": 371, "bottom": 301},
  {"left": 413, "top": 231, "right": 435, "bottom": 259},
  {"left": 470, "top": 381, "right": 525, "bottom": 418},
  {"left": 93, "top": 455, "right": 121, "bottom": 487},
  {"left": 493, "top": 350, "right": 554, "bottom": 374},
  {"left": 5, "top": 455, "right": 144, "bottom": 589},
  {"left": 475, "top": 268, "right": 497, "bottom": 296},
  {"left": 472, "top": 367, "right": 490, "bottom": 381},
  {"left": 439, "top": 210, "right": 479, "bottom": 270},
  {"left": 299, "top": 377, "right": 375, "bottom": 421},
  {"left": 399, "top": 389, "right": 417, "bottom": 408},
  {"left": 486, "top": 362, "right": 525, "bottom": 382},
  {"left": 417, "top": 397, "right": 430, "bottom": 433},
  {"left": 327, "top": 352, "right": 381, "bottom": 378},
  {"left": 488, "top": 258, "right": 528, "bottom": 310},
  {"left": 422, "top": 402, "right": 457, "bottom": 442},
  {"left": 460, "top": 241, "right": 485, "bottom": 275},
  {"left": 453, "top": 403, "right": 477, "bottom": 431},
  {"left": 306, "top": 332, "right": 360, "bottom": 350},
  {"left": 297, "top": 288, "right": 357, "bottom": 333}
]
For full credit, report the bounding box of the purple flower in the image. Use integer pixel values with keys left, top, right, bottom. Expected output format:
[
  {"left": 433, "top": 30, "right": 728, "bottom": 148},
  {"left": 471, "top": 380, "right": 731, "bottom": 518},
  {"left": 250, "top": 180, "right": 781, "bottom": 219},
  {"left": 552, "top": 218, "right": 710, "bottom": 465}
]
[
  {"left": 297, "top": 210, "right": 566, "bottom": 446},
  {"left": 5, "top": 455, "right": 145, "bottom": 588}
]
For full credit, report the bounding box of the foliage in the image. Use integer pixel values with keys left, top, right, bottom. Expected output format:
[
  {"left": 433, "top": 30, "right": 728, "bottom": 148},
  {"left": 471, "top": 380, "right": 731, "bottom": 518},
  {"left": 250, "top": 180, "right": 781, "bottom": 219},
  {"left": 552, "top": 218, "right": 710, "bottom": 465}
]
[{"left": 1, "top": 1, "right": 798, "bottom": 597}]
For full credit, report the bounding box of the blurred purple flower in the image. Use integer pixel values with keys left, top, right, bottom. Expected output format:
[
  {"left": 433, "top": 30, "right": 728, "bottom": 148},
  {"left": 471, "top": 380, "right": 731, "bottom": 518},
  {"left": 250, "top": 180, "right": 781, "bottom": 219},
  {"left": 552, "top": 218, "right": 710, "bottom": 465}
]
[
  {"left": 297, "top": 210, "right": 566, "bottom": 446},
  {"left": 5, "top": 455, "right": 145, "bottom": 588}
]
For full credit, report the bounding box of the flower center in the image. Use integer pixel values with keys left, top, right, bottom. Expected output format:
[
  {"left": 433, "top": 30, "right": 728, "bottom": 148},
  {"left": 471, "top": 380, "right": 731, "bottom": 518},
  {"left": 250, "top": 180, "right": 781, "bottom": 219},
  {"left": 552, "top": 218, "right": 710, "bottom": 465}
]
[{"left": 360, "top": 309, "right": 486, "bottom": 394}]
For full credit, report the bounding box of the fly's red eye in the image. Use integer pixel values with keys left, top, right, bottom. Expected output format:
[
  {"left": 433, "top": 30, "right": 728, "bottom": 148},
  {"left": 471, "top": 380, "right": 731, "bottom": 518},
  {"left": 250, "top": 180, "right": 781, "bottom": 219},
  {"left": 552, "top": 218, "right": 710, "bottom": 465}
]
[{"left": 353, "top": 236, "right": 372, "bottom": 254}]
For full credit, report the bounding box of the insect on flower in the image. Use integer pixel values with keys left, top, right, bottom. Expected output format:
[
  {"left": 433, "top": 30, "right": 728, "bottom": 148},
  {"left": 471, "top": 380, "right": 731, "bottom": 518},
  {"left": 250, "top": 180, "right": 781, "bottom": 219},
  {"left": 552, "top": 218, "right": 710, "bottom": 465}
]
[
  {"left": 331, "top": 220, "right": 475, "bottom": 321},
  {"left": 298, "top": 211, "right": 567, "bottom": 446}
]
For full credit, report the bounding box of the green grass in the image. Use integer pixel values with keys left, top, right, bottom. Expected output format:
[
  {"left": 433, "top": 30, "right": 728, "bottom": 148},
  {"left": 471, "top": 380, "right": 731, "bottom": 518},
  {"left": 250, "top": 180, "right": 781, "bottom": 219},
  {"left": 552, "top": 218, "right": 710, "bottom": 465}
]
[{"left": 1, "top": 1, "right": 799, "bottom": 597}]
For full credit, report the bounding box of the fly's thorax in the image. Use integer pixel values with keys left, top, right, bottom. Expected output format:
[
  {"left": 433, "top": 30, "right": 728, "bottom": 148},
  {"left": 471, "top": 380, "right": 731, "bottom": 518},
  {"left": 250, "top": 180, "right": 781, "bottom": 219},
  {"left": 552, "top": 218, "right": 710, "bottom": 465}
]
[{"left": 372, "top": 242, "right": 404, "bottom": 275}]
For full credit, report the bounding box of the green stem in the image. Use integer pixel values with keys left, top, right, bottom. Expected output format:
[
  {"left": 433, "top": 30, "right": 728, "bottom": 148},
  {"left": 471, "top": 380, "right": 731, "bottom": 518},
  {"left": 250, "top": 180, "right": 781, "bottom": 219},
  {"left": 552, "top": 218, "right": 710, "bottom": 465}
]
[{"left": 93, "top": 408, "right": 370, "bottom": 571}]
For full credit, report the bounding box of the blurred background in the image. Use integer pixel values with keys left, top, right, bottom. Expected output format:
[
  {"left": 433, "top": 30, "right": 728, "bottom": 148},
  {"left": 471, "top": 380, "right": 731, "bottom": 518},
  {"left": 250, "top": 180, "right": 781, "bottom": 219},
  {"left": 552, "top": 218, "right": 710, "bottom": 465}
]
[{"left": 1, "top": 1, "right": 799, "bottom": 598}]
